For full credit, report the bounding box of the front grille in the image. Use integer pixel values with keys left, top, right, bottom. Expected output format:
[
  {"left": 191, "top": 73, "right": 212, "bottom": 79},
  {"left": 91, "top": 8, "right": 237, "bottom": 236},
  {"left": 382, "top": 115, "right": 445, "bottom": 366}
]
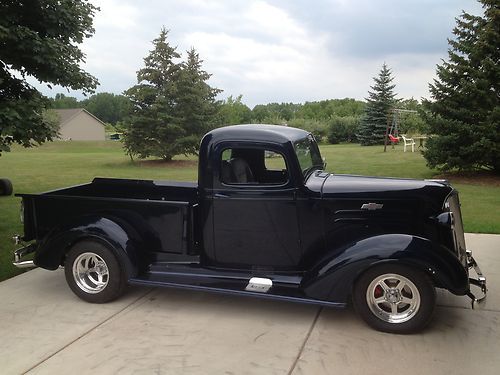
[{"left": 446, "top": 193, "right": 467, "bottom": 266}]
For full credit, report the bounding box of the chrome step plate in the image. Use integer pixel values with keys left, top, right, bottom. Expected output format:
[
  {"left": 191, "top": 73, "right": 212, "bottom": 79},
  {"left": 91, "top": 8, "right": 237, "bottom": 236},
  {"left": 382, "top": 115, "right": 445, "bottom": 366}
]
[{"left": 245, "top": 277, "right": 272, "bottom": 293}]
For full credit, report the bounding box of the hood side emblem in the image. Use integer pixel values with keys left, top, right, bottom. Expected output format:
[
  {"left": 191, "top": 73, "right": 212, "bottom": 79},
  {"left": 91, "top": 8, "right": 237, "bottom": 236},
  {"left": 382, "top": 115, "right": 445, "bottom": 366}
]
[{"left": 361, "top": 202, "right": 384, "bottom": 210}]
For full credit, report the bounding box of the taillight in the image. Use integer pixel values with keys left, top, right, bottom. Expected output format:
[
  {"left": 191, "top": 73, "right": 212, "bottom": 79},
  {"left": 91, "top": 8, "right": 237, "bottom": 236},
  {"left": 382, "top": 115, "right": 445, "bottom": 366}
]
[{"left": 20, "top": 201, "right": 24, "bottom": 223}]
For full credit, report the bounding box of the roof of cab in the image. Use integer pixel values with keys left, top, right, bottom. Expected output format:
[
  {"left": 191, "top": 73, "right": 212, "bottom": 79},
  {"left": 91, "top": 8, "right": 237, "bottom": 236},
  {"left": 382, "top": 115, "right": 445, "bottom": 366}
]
[{"left": 205, "top": 124, "right": 310, "bottom": 144}]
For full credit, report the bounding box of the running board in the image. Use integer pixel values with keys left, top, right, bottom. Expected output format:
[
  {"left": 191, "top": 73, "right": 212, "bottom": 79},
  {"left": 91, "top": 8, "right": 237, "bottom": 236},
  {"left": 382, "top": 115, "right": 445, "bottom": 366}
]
[{"left": 129, "top": 274, "right": 345, "bottom": 308}]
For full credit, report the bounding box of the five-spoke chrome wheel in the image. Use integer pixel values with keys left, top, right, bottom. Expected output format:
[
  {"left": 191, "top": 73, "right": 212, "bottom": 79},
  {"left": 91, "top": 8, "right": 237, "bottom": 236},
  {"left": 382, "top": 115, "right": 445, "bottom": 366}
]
[
  {"left": 353, "top": 264, "right": 436, "bottom": 333},
  {"left": 366, "top": 273, "right": 421, "bottom": 324},
  {"left": 65, "top": 241, "right": 126, "bottom": 303},
  {"left": 72, "top": 252, "right": 110, "bottom": 294}
]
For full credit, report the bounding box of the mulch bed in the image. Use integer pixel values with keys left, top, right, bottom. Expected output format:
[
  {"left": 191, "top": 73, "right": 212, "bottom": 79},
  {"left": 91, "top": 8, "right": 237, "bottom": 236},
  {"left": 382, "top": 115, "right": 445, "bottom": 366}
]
[{"left": 434, "top": 171, "right": 500, "bottom": 187}]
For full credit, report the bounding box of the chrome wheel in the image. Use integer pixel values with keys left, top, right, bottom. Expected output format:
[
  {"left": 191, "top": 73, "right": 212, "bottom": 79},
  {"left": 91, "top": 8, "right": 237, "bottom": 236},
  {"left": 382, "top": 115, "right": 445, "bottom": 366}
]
[
  {"left": 366, "top": 273, "right": 421, "bottom": 324},
  {"left": 72, "top": 252, "right": 109, "bottom": 294}
]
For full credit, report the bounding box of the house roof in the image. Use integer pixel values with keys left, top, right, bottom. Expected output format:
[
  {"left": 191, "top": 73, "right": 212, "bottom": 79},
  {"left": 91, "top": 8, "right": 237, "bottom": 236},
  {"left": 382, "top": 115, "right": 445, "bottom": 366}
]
[{"left": 53, "top": 108, "right": 106, "bottom": 127}]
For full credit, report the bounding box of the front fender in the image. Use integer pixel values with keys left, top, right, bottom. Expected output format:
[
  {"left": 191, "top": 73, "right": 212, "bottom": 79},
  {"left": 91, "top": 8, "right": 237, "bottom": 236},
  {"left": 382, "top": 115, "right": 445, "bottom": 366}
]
[
  {"left": 34, "top": 215, "right": 142, "bottom": 278},
  {"left": 301, "top": 234, "right": 468, "bottom": 303}
]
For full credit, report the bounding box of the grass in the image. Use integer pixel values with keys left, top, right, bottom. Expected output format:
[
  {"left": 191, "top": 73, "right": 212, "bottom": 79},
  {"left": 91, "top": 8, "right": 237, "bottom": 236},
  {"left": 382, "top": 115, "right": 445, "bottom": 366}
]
[{"left": 1, "top": 140, "right": 498, "bottom": 282}]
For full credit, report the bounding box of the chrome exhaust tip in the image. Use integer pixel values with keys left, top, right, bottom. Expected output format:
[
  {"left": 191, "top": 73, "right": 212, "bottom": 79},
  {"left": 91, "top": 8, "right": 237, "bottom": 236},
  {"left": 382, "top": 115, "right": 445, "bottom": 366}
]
[
  {"left": 13, "top": 243, "right": 37, "bottom": 269},
  {"left": 12, "top": 260, "right": 36, "bottom": 268}
]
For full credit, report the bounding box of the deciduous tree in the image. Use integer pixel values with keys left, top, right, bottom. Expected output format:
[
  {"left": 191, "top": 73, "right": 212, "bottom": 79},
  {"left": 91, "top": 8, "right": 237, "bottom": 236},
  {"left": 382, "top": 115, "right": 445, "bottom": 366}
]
[
  {"left": 0, "top": 0, "right": 98, "bottom": 154},
  {"left": 81, "top": 92, "right": 131, "bottom": 125},
  {"left": 217, "top": 95, "right": 252, "bottom": 125},
  {"left": 51, "top": 93, "right": 79, "bottom": 109}
]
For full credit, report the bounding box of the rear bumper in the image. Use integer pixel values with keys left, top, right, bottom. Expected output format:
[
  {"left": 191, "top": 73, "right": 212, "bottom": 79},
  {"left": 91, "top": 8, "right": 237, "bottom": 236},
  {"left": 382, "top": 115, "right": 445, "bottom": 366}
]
[
  {"left": 12, "top": 235, "right": 36, "bottom": 268},
  {"left": 466, "top": 249, "right": 487, "bottom": 307}
]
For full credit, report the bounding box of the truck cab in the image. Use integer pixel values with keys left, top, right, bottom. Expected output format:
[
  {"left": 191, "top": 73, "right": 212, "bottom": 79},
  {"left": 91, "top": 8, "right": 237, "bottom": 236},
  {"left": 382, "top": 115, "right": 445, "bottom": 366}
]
[
  {"left": 13, "top": 124, "right": 486, "bottom": 333},
  {"left": 198, "top": 125, "right": 324, "bottom": 269}
]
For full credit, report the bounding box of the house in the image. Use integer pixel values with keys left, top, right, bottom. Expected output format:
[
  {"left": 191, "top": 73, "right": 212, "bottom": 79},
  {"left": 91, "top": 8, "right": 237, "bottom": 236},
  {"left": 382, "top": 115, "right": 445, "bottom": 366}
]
[{"left": 54, "top": 108, "right": 106, "bottom": 141}]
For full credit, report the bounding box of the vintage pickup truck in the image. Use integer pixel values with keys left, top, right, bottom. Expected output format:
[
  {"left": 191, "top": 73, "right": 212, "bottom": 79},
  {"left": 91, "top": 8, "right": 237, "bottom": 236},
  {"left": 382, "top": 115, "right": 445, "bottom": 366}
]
[{"left": 13, "top": 124, "right": 486, "bottom": 333}]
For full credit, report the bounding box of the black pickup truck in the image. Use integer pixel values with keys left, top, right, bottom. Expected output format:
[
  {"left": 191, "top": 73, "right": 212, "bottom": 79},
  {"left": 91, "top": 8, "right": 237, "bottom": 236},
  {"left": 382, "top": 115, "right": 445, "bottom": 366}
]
[{"left": 13, "top": 124, "right": 486, "bottom": 333}]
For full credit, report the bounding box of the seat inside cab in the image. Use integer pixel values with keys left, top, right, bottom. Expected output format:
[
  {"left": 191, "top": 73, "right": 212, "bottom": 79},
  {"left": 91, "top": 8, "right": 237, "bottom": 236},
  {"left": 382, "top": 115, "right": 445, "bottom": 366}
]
[{"left": 220, "top": 148, "right": 288, "bottom": 185}]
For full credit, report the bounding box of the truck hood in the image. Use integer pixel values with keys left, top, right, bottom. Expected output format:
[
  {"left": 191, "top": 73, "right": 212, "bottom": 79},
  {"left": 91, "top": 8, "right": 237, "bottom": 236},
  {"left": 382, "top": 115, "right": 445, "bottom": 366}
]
[{"left": 307, "top": 172, "right": 453, "bottom": 210}]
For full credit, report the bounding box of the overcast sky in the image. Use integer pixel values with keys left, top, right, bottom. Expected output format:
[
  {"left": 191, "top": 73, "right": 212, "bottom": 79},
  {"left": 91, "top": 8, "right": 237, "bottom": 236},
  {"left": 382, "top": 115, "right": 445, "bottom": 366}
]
[{"left": 32, "top": 0, "right": 483, "bottom": 108}]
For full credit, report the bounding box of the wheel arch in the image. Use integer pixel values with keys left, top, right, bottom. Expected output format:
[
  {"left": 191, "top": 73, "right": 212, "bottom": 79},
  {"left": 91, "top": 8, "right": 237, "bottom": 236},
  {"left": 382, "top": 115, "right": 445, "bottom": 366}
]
[
  {"left": 301, "top": 234, "right": 469, "bottom": 304},
  {"left": 34, "top": 215, "right": 142, "bottom": 279}
]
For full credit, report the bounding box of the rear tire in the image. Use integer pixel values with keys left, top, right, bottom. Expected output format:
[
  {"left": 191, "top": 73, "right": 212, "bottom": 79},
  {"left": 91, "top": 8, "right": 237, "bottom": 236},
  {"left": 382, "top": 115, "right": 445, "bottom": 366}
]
[
  {"left": 0, "top": 178, "right": 13, "bottom": 196},
  {"left": 353, "top": 264, "right": 436, "bottom": 334},
  {"left": 64, "top": 241, "right": 127, "bottom": 303}
]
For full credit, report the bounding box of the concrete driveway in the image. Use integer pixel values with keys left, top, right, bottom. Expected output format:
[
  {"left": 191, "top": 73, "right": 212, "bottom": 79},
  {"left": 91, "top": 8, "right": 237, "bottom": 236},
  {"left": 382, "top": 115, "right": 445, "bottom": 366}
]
[{"left": 1, "top": 233, "right": 499, "bottom": 375}]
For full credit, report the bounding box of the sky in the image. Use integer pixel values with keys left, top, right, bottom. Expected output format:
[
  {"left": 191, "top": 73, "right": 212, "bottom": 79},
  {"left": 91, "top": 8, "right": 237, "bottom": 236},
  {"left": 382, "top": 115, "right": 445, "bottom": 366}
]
[{"left": 31, "top": 0, "right": 484, "bottom": 108}]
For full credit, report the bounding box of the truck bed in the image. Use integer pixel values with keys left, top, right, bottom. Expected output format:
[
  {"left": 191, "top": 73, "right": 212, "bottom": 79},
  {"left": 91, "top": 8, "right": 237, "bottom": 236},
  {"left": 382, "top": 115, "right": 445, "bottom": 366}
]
[
  {"left": 18, "top": 178, "right": 200, "bottom": 259},
  {"left": 45, "top": 177, "right": 198, "bottom": 202}
]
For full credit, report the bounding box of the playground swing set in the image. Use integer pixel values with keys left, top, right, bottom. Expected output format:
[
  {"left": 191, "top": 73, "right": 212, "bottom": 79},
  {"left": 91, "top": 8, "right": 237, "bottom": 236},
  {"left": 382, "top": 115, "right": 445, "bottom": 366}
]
[{"left": 383, "top": 109, "right": 418, "bottom": 152}]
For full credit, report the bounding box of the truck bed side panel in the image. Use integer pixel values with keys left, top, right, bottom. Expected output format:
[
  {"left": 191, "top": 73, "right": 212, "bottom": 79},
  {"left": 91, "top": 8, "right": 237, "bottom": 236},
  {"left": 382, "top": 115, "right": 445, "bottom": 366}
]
[{"left": 28, "top": 195, "right": 192, "bottom": 256}]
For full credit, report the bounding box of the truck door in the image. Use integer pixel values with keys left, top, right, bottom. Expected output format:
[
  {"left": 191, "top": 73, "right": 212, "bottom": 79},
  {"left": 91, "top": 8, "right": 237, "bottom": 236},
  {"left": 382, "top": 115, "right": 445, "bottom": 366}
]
[{"left": 210, "top": 144, "right": 301, "bottom": 269}]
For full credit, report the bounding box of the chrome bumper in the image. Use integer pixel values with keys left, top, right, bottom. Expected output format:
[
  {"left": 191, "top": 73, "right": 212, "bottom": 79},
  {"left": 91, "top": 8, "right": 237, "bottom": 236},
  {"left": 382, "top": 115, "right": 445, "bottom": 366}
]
[
  {"left": 466, "top": 249, "right": 487, "bottom": 308},
  {"left": 12, "top": 235, "right": 36, "bottom": 268}
]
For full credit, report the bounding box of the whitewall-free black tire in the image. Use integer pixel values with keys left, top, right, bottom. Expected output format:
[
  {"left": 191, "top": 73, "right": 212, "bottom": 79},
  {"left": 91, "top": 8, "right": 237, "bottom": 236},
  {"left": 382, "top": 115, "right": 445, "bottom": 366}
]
[{"left": 64, "top": 241, "right": 127, "bottom": 303}]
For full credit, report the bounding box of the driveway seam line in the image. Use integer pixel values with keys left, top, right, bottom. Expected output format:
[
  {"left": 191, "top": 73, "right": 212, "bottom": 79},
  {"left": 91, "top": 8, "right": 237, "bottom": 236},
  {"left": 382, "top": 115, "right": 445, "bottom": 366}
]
[
  {"left": 437, "top": 304, "right": 499, "bottom": 313},
  {"left": 23, "top": 288, "right": 154, "bottom": 374},
  {"left": 287, "top": 307, "right": 322, "bottom": 375}
]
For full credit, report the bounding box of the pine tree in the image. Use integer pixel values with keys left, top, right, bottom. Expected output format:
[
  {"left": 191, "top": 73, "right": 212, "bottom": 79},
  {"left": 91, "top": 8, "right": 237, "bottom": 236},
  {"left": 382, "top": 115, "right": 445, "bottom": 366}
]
[
  {"left": 174, "top": 48, "right": 222, "bottom": 155},
  {"left": 357, "top": 63, "right": 397, "bottom": 146},
  {"left": 124, "top": 30, "right": 222, "bottom": 160},
  {"left": 422, "top": 0, "right": 499, "bottom": 173},
  {"left": 123, "top": 28, "right": 183, "bottom": 161}
]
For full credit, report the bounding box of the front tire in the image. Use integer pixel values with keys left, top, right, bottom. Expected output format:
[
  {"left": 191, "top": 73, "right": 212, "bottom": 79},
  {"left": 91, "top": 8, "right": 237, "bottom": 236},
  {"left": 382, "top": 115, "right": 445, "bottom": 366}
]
[
  {"left": 64, "top": 241, "right": 127, "bottom": 303},
  {"left": 353, "top": 264, "right": 436, "bottom": 333}
]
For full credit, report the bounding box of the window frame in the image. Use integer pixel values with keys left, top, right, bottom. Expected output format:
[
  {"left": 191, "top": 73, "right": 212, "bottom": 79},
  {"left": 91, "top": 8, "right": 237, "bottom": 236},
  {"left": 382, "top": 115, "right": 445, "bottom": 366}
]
[{"left": 215, "top": 142, "right": 292, "bottom": 190}]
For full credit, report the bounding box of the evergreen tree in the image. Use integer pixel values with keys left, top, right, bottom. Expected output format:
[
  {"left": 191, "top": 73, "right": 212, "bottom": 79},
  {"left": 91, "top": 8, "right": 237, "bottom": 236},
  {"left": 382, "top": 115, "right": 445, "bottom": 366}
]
[
  {"left": 422, "top": 0, "right": 499, "bottom": 173},
  {"left": 124, "top": 28, "right": 182, "bottom": 161},
  {"left": 124, "top": 30, "right": 221, "bottom": 160},
  {"left": 357, "top": 63, "right": 397, "bottom": 145},
  {"left": 174, "top": 48, "right": 222, "bottom": 155}
]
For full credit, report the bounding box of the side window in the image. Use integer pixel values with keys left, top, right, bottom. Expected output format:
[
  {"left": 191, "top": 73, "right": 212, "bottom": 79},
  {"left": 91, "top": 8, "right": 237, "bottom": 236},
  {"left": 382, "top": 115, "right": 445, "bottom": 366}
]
[
  {"left": 264, "top": 151, "right": 287, "bottom": 171},
  {"left": 220, "top": 148, "right": 289, "bottom": 186}
]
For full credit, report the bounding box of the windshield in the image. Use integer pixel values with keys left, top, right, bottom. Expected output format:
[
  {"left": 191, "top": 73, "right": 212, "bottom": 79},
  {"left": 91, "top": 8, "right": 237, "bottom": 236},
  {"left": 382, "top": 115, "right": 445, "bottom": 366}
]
[{"left": 294, "top": 134, "right": 324, "bottom": 179}]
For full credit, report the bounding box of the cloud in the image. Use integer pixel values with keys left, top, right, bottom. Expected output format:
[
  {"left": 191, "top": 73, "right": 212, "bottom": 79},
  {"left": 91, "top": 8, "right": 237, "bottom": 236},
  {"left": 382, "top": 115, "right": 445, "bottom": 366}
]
[{"left": 29, "top": 0, "right": 485, "bottom": 106}]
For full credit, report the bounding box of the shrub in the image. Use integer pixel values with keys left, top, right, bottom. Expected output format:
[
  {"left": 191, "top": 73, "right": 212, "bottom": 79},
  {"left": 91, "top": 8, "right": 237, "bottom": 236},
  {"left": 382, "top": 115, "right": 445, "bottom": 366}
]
[
  {"left": 327, "top": 116, "right": 360, "bottom": 144},
  {"left": 287, "top": 118, "right": 328, "bottom": 142}
]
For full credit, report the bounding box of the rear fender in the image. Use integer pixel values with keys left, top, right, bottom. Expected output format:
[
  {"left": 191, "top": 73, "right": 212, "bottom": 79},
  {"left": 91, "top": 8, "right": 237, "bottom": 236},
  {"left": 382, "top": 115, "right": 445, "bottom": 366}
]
[
  {"left": 34, "top": 215, "right": 142, "bottom": 278},
  {"left": 302, "top": 234, "right": 468, "bottom": 303}
]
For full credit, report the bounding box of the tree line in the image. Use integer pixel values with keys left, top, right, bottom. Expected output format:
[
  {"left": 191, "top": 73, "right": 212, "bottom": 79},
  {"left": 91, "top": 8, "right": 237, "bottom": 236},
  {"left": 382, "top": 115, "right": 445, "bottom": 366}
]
[{"left": 51, "top": 86, "right": 426, "bottom": 148}]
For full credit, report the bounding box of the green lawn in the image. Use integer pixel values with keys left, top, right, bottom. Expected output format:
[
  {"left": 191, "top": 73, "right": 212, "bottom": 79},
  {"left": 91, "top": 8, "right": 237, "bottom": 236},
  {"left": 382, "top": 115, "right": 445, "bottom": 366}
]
[{"left": 1, "top": 141, "right": 498, "bottom": 282}]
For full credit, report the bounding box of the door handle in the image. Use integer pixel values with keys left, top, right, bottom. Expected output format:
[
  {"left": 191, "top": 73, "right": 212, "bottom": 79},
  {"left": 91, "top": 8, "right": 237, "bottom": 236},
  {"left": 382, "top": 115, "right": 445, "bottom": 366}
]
[{"left": 214, "top": 193, "right": 229, "bottom": 199}]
